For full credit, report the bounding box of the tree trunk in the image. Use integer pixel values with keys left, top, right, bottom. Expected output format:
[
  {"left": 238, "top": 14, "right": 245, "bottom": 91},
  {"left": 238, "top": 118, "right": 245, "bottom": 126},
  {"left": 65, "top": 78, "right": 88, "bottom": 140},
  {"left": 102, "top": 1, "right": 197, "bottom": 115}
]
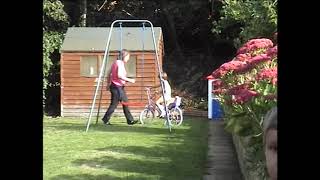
[
  {"left": 160, "top": 0, "right": 184, "bottom": 61},
  {"left": 80, "top": 0, "right": 87, "bottom": 27}
]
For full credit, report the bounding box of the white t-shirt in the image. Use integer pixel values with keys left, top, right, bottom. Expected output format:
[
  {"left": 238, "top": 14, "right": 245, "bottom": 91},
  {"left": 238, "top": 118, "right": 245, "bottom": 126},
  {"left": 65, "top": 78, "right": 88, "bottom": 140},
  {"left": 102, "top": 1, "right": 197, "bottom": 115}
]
[{"left": 162, "top": 80, "right": 171, "bottom": 100}]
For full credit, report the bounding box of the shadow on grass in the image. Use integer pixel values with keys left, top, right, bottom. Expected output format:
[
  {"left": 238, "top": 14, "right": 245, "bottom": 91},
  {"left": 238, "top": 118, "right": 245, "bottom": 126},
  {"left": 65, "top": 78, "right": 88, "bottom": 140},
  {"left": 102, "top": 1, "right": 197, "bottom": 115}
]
[
  {"left": 70, "top": 147, "right": 200, "bottom": 180},
  {"left": 95, "top": 145, "right": 188, "bottom": 159},
  {"left": 45, "top": 119, "right": 195, "bottom": 135},
  {"left": 68, "top": 118, "right": 208, "bottom": 180},
  {"left": 48, "top": 116, "right": 209, "bottom": 180}
]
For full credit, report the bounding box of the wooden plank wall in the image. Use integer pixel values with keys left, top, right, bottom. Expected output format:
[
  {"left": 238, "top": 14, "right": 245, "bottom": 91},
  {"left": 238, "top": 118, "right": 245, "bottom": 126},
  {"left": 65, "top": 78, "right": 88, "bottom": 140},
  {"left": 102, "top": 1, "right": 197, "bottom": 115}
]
[{"left": 61, "top": 47, "right": 163, "bottom": 117}]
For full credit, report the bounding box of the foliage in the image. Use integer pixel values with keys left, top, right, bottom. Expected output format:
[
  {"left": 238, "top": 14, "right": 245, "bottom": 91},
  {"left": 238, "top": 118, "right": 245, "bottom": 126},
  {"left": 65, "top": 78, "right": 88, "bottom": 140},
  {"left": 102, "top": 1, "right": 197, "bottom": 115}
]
[
  {"left": 43, "top": 31, "right": 64, "bottom": 87},
  {"left": 180, "top": 96, "right": 208, "bottom": 111},
  {"left": 80, "top": 0, "right": 161, "bottom": 27},
  {"left": 211, "top": 0, "right": 277, "bottom": 48},
  {"left": 44, "top": 0, "right": 69, "bottom": 24},
  {"left": 43, "top": 0, "right": 69, "bottom": 102}
]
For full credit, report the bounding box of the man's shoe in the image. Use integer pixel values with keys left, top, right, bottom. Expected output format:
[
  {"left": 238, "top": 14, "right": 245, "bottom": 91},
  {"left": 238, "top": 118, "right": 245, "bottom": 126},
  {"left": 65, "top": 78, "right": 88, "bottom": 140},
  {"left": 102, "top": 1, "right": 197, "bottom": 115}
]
[
  {"left": 103, "top": 121, "right": 112, "bottom": 125},
  {"left": 159, "top": 114, "right": 166, "bottom": 118},
  {"left": 127, "top": 120, "right": 138, "bottom": 125}
]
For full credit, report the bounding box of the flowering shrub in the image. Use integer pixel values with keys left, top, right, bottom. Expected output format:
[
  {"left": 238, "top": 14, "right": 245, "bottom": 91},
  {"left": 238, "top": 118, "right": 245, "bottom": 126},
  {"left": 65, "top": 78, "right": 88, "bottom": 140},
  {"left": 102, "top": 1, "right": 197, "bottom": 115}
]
[
  {"left": 208, "top": 37, "right": 277, "bottom": 178},
  {"left": 211, "top": 38, "right": 277, "bottom": 119}
]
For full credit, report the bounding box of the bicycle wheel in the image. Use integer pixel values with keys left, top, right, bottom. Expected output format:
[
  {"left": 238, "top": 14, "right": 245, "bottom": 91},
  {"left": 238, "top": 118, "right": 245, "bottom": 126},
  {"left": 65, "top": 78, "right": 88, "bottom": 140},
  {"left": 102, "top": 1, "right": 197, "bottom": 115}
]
[
  {"left": 154, "top": 105, "right": 162, "bottom": 117},
  {"left": 139, "top": 108, "right": 155, "bottom": 125},
  {"left": 169, "top": 107, "right": 183, "bottom": 126}
]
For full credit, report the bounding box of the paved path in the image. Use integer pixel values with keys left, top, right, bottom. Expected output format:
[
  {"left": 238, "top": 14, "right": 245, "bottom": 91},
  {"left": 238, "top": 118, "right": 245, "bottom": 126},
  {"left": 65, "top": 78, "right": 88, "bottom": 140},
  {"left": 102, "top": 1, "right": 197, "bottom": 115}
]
[{"left": 203, "top": 120, "right": 243, "bottom": 180}]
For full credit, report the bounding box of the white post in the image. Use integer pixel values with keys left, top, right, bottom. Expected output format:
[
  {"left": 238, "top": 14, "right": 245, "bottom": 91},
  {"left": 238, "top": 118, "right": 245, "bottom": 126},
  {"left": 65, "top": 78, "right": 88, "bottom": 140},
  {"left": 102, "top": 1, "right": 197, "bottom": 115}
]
[{"left": 208, "top": 79, "right": 214, "bottom": 119}]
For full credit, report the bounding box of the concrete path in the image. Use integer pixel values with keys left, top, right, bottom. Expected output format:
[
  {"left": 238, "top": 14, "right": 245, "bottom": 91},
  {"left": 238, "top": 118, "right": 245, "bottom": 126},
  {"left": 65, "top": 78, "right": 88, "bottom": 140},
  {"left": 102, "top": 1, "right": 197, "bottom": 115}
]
[{"left": 203, "top": 120, "right": 243, "bottom": 180}]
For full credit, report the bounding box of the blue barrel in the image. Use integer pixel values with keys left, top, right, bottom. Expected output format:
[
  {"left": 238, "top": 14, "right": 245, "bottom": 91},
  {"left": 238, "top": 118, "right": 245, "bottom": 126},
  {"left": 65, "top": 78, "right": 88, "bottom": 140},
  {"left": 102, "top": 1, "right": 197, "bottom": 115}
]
[{"left": 212, "top": 99, "right": 223, "bottom": 119}]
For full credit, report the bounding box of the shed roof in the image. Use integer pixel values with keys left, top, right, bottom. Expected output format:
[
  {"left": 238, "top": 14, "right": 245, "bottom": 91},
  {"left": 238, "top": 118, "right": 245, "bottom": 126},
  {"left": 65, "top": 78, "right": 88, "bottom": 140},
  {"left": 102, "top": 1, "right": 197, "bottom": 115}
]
[{"left": 60, "top": 27, "right": 162, "bottom": 52}]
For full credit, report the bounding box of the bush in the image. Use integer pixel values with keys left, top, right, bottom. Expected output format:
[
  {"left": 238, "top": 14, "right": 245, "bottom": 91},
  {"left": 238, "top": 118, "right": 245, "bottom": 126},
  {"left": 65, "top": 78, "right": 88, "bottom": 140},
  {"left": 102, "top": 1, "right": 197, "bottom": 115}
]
[
  {"left": 212, "top": 0, "right": 277, "bottom": 48},
  {"left": 43, "top": 0, "right": 69, "bottom": 106}
]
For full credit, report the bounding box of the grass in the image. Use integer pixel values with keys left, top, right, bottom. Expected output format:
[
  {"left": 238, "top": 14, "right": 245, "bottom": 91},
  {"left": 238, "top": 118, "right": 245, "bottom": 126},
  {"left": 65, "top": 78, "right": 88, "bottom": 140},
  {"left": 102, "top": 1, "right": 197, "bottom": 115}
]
[{"left": 44, "top": 116, "right": 209, "bottom": 180}]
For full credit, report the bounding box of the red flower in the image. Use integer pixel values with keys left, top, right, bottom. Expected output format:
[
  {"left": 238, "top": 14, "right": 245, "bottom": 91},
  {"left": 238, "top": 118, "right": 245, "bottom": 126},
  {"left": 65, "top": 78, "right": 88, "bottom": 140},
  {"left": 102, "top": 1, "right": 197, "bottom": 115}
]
[
  {"left": 231, "top": 89, "right": 259, "bottom": 104},
  {"left": 247, "top": 54, "right": 271, "bottom": 66},
  {"left": 237, "top": 38, "right": 274, "bottom": 54},
  {"left": 246, "top": 38, "right": 273, "bottom": 47},
  {"left": 248, "top": 42, "right": 271, "bottom": 52},
  {"left": 256, "top": 67, "right": 277, "bottom": 82},
  {"left": 226, "top": 84, "right": 258, "bottom": 104},
  {"left": 213, "top": 88, "right": 227, "bottom": 95},
  {"left": 213, "top": 79, "right": 224, "bottom": 88},
  {"left": 233, "top": 63, "right": 254, "bottom": 74},
  {"left": 211, "top": 68, "right": 228, "bottom": 79},
  {"left": 272, "top": 77, "right": 277, "bottom": 85},
  {"left": 227, "top": 84, "right": 252, "bottom": 95},
  {"left": 235, "top": 53, "right": 251, "bottom": 62},
  {"left": 221, "top": 60, "right": 246, "bottom": 70},
  {"left": 266, "top": 45, "right": 277, "bottom": 58},
  {"left": 211, "top": 60, "right": 246, "bottom": 78},
  {"left": 237, "top": 46, "right": 248, "bottom": 54}
]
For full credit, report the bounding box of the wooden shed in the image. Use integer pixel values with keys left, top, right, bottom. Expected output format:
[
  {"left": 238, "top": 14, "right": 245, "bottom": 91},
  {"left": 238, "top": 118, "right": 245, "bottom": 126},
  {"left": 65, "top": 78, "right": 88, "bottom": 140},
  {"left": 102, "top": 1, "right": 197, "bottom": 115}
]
[{"left": 60, "top": 27, "right": 164, "bottom": 117}]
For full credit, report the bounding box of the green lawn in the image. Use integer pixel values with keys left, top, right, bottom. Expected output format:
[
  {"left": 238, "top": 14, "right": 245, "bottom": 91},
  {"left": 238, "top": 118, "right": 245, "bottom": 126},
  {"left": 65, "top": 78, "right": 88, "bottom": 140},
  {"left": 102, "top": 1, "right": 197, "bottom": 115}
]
[{"left": 44, "top": 116, "right": 209, "bottom": 180}]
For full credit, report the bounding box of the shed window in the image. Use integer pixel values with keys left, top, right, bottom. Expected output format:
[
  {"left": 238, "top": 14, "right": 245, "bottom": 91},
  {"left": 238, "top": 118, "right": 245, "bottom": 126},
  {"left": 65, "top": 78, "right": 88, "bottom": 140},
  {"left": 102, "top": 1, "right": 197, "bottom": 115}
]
[
  {"left": 126, "top": 55, "right": 137, "bottom": 78},
  {"left": 104, "top": 55, "right": 137, "bottom": 78},
  {"left": 80, "top": 56, "right": 98, "bottom": 77},
  {"left": 80, "top": 54, "right": 137, "bottom": 78}
]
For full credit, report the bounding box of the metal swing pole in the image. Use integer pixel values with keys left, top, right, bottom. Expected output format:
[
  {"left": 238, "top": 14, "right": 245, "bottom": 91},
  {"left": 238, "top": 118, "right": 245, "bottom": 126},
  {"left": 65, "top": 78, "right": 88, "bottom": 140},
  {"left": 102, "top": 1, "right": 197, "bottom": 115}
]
[
  {"left": 95, "top": 23, "right": 124, "bottom": 125},
  {"left": 94, "top": 57, "right": 106, "bottom": 125},
  {"left": 86, "top": 21, "right": 118, "bottom": 132},
  {"left": 141, "top": 22, "right": 146, "bottom": 102},
  {"left": 120, "top": 22, "right": 123, "bottom": 53},
  {"left": 86, "top": 20, "right": 170, "bottom": 132},
  {"left": 148, "top": 27, "right": 172, "bottom": 132}
]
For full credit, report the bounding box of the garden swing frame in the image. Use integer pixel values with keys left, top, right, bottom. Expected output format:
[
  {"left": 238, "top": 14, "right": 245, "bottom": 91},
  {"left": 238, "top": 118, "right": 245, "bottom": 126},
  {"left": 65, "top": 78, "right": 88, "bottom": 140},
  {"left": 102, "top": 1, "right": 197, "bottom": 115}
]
[{"left": 85, "top": 20, "right": 171, "bottom": 132}]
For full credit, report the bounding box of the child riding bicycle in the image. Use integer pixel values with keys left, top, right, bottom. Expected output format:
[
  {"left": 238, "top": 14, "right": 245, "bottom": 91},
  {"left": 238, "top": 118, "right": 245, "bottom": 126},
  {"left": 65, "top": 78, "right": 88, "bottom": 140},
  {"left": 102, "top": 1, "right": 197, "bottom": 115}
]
[{"left": 154, "top": 72, "right": 175, "bottom": 117}]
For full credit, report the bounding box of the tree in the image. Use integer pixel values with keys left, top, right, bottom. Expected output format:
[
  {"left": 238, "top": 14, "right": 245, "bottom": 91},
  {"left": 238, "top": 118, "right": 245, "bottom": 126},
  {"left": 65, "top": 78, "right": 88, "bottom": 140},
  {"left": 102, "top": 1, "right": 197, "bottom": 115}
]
[
  {"left": 43, "top": 0, "right": 69, "bottom": 110},
  {"left": 211, "top": 0, "right": 277, "bottom": 48},
  {"left": 80, "top": 0, "right": 87, "bottom": 27}
]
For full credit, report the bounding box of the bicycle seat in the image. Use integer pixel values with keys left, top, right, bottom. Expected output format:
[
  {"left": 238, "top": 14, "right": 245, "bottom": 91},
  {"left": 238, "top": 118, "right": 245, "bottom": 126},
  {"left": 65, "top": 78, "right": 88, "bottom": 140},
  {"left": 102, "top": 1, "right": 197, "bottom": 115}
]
[
  {"left": 174, "top": 96, "right": 181, "bottom": 107},
  {"left": 168, "top": 103, "right": 176, "bottom": 110}
]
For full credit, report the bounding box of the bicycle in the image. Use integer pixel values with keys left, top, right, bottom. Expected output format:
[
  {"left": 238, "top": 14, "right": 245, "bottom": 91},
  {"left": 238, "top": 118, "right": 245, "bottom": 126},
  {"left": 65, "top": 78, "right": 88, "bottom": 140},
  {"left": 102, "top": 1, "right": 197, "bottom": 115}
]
[
  {"left": 139, "top": 87, "right": 161, "bottom": 125},
  {"left": 139, "top": 87, "right": 183, "bottom": 126},
  {"left": 166, "top": 96, "right": 183, "bottom": 126}
]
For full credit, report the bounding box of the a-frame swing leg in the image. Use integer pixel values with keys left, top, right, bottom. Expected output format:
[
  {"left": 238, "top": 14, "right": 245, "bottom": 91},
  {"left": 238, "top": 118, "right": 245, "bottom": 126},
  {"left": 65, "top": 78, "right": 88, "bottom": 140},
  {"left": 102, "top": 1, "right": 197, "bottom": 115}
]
[
  {"left": 85, "top": 24, "right": 113, "bottom": 132},
  {"left": 149, "top": 28, "right": 172, "bottom": 132},
  {"left": 95, "top": 78, "right": 105, "bottom": 125},
  {"left": 95, "top": 55, "right": 111, "bottom": 125}
]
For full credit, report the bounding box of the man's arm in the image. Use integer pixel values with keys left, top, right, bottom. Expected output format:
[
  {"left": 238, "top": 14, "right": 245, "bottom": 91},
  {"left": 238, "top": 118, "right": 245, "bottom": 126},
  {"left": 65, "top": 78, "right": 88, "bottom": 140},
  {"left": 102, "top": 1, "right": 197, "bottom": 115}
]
[
  {"left": 106, "top": 69, "right": 111, "bottom": 85},
  {"left": 117, "top": 62, "right": 135, "bottom": 83}
]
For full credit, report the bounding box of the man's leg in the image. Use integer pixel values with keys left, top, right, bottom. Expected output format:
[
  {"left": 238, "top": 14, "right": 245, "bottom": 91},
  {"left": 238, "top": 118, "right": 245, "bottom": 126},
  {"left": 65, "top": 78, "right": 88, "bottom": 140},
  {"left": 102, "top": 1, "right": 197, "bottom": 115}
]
[
  {"left": 120, "top": 87, "right": 136, "bottom": 124},
  {"left": 102, "top": 85, "right": 119, "bottom": 124}
]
